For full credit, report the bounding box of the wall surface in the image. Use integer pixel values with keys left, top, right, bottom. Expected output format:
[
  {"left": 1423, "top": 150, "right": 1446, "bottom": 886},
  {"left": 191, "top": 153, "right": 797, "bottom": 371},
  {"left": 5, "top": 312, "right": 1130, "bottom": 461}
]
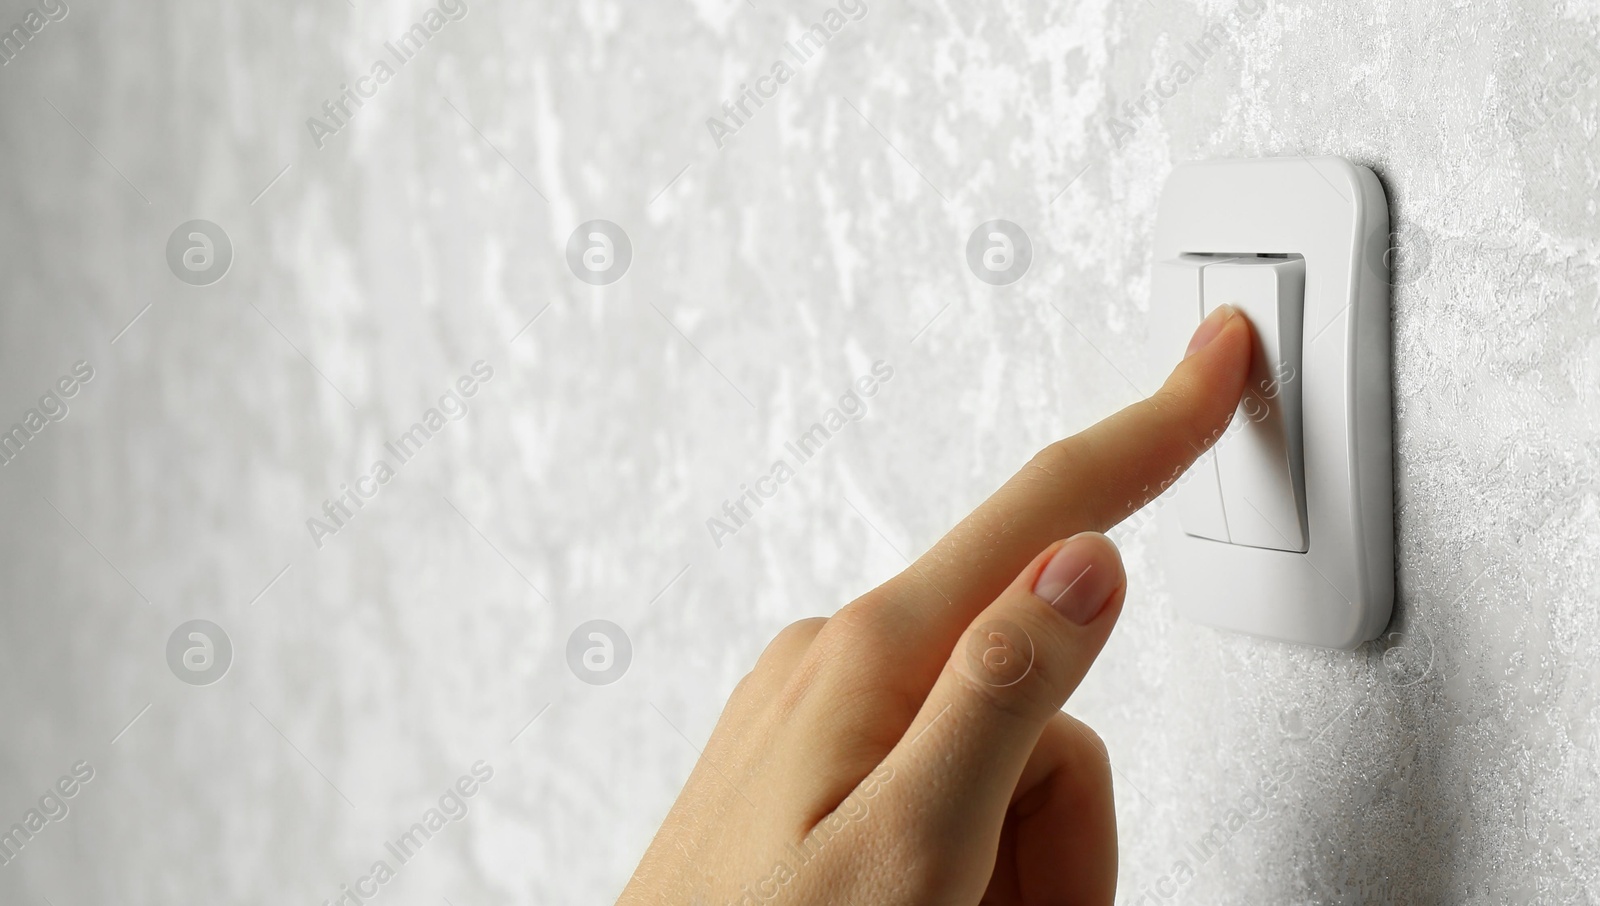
[{"left": 2, "top": 0, "right": 1598, "bottom": 903}]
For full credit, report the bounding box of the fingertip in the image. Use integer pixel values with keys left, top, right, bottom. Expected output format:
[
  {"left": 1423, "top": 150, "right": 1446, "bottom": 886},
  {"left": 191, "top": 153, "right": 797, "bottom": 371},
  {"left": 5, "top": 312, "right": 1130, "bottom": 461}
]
[
  {"left": 1184, "top": 303, "right": 1236, "bottom": 358},
  {"left": 1181, "top": 305, "right": 1253, "bottom": 382},
  {"left": 1159, "top": 307, "right": 1253, "bottom": 441}
]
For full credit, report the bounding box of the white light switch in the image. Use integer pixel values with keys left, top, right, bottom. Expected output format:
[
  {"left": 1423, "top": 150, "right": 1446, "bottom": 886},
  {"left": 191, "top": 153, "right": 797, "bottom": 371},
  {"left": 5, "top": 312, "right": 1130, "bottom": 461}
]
[
  {"left": 1204, "top": 257, "right": 1307, "bottom": 552},
  {"left": 1144, "top": 156, "right": 1394, "bottom": 650}
]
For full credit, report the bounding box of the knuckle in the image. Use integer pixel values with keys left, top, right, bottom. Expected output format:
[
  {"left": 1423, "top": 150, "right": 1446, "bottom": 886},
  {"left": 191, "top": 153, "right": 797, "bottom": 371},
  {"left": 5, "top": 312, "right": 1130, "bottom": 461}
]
[
  {"left": 948, "top": 667, "right": 1036, "bottom": 722},
  {"left": 730, "top": 669, "right": 759, "bottom": 700},
  {"left": 770, "top": 601, "right": 899, "bottom": 720},
  {"left": 813, "top": 597, "right": 900, "bottom": 661},
  {"left": 745, "top": 618, "right": 827, "bottom": 712},
  {"left": 717, "top": 670, "right": 777, "bottom": 739},
  {"left": 950, "top": 661, "right": 1057, "bottom": 725},
  {"left": 728, "top": 619, "right": 828, "bottom": 716},
  {"left": 1026, "top": 437, "right": 1089, "bottom": 483},
  {"left": 755, "top": 617, "right": 828, "bottom": 669},
  {"left": 724, "top": 670, "right": 764, "bottom": 715},
  {"left": 768, "top": 671, "right": 813, "bottom": 721},
  {"left": 1021, "top": 438, "right": 1106, "bottom": 520},
  {"left": 960, "top": 617, "right": 1038, "bottom": 690}
]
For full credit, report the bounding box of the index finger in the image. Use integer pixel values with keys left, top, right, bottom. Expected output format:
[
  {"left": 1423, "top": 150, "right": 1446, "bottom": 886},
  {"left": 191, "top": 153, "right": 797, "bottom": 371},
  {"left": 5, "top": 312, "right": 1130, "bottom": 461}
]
[{"left": 861, "top": 304, "right": 1253, "bottom": 680}]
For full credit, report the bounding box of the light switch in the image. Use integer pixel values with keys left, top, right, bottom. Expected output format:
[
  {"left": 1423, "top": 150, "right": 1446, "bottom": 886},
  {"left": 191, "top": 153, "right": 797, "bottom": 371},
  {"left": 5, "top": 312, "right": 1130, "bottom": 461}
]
[
  {"left": 1143, "top": 155, "right": 1394, "bottom": 650},
  {"left": 1204, "top": 257, "right": 1308, "bottom": 552}
]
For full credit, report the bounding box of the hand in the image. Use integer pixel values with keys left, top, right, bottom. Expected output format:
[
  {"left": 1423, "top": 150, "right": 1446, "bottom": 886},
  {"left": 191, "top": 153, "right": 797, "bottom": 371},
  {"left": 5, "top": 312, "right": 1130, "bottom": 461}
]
[{"left": 619, "top": 306, "right": 1254, "bottom": 906}]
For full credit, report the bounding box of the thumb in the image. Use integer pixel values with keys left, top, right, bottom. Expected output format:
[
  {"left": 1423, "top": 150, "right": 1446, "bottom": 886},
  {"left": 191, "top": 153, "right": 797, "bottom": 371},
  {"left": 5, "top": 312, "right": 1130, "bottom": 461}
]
[{"left": 862, "top": 532, "right": 1127, "bottom": 887}]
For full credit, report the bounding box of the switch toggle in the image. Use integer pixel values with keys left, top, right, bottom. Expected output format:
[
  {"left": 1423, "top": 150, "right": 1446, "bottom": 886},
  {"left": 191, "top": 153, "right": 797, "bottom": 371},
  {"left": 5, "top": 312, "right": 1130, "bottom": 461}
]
[
  {"left": 1204, "top": 257, "right": 1307, "bottom": 552},
  {"left": 1161, "top": 256, "right": 1308, "bottom": 552}
]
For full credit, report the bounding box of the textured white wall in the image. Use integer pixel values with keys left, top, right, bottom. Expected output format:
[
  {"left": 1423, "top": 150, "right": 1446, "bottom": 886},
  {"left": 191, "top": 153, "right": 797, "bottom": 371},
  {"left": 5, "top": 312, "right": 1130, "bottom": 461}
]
[{"left": 1, "top": 0, "right": 1598, "bottom": 902}]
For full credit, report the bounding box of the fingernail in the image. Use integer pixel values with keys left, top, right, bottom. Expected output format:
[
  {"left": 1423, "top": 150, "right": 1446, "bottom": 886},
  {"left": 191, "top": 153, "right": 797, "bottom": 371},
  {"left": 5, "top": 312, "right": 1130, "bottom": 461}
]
[
  {"left": 1185, "top": 304, "right": 1237, "bottom": 359},
  {"left": 1032, "top": 534, "right": 1121, "bottom": 625}
]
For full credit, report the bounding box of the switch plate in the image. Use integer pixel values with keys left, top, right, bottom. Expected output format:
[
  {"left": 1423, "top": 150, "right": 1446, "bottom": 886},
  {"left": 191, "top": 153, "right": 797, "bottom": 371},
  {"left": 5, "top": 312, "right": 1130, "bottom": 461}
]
[{"left": 1146, "top": 156, "right": 1394, "bottom": 650}]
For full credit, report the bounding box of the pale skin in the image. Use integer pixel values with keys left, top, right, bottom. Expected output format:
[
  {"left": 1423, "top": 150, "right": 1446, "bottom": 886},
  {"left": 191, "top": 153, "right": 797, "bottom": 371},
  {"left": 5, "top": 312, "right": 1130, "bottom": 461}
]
[{"left": 620, "top": 305, "right": 1255, "bottom": 906}]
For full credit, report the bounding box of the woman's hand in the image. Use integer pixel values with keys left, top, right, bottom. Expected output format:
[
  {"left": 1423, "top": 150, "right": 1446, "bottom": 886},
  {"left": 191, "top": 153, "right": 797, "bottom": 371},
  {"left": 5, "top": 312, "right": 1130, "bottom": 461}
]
[{"left": 620, "top": 306, "right": 1253, "bottom": 905}]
